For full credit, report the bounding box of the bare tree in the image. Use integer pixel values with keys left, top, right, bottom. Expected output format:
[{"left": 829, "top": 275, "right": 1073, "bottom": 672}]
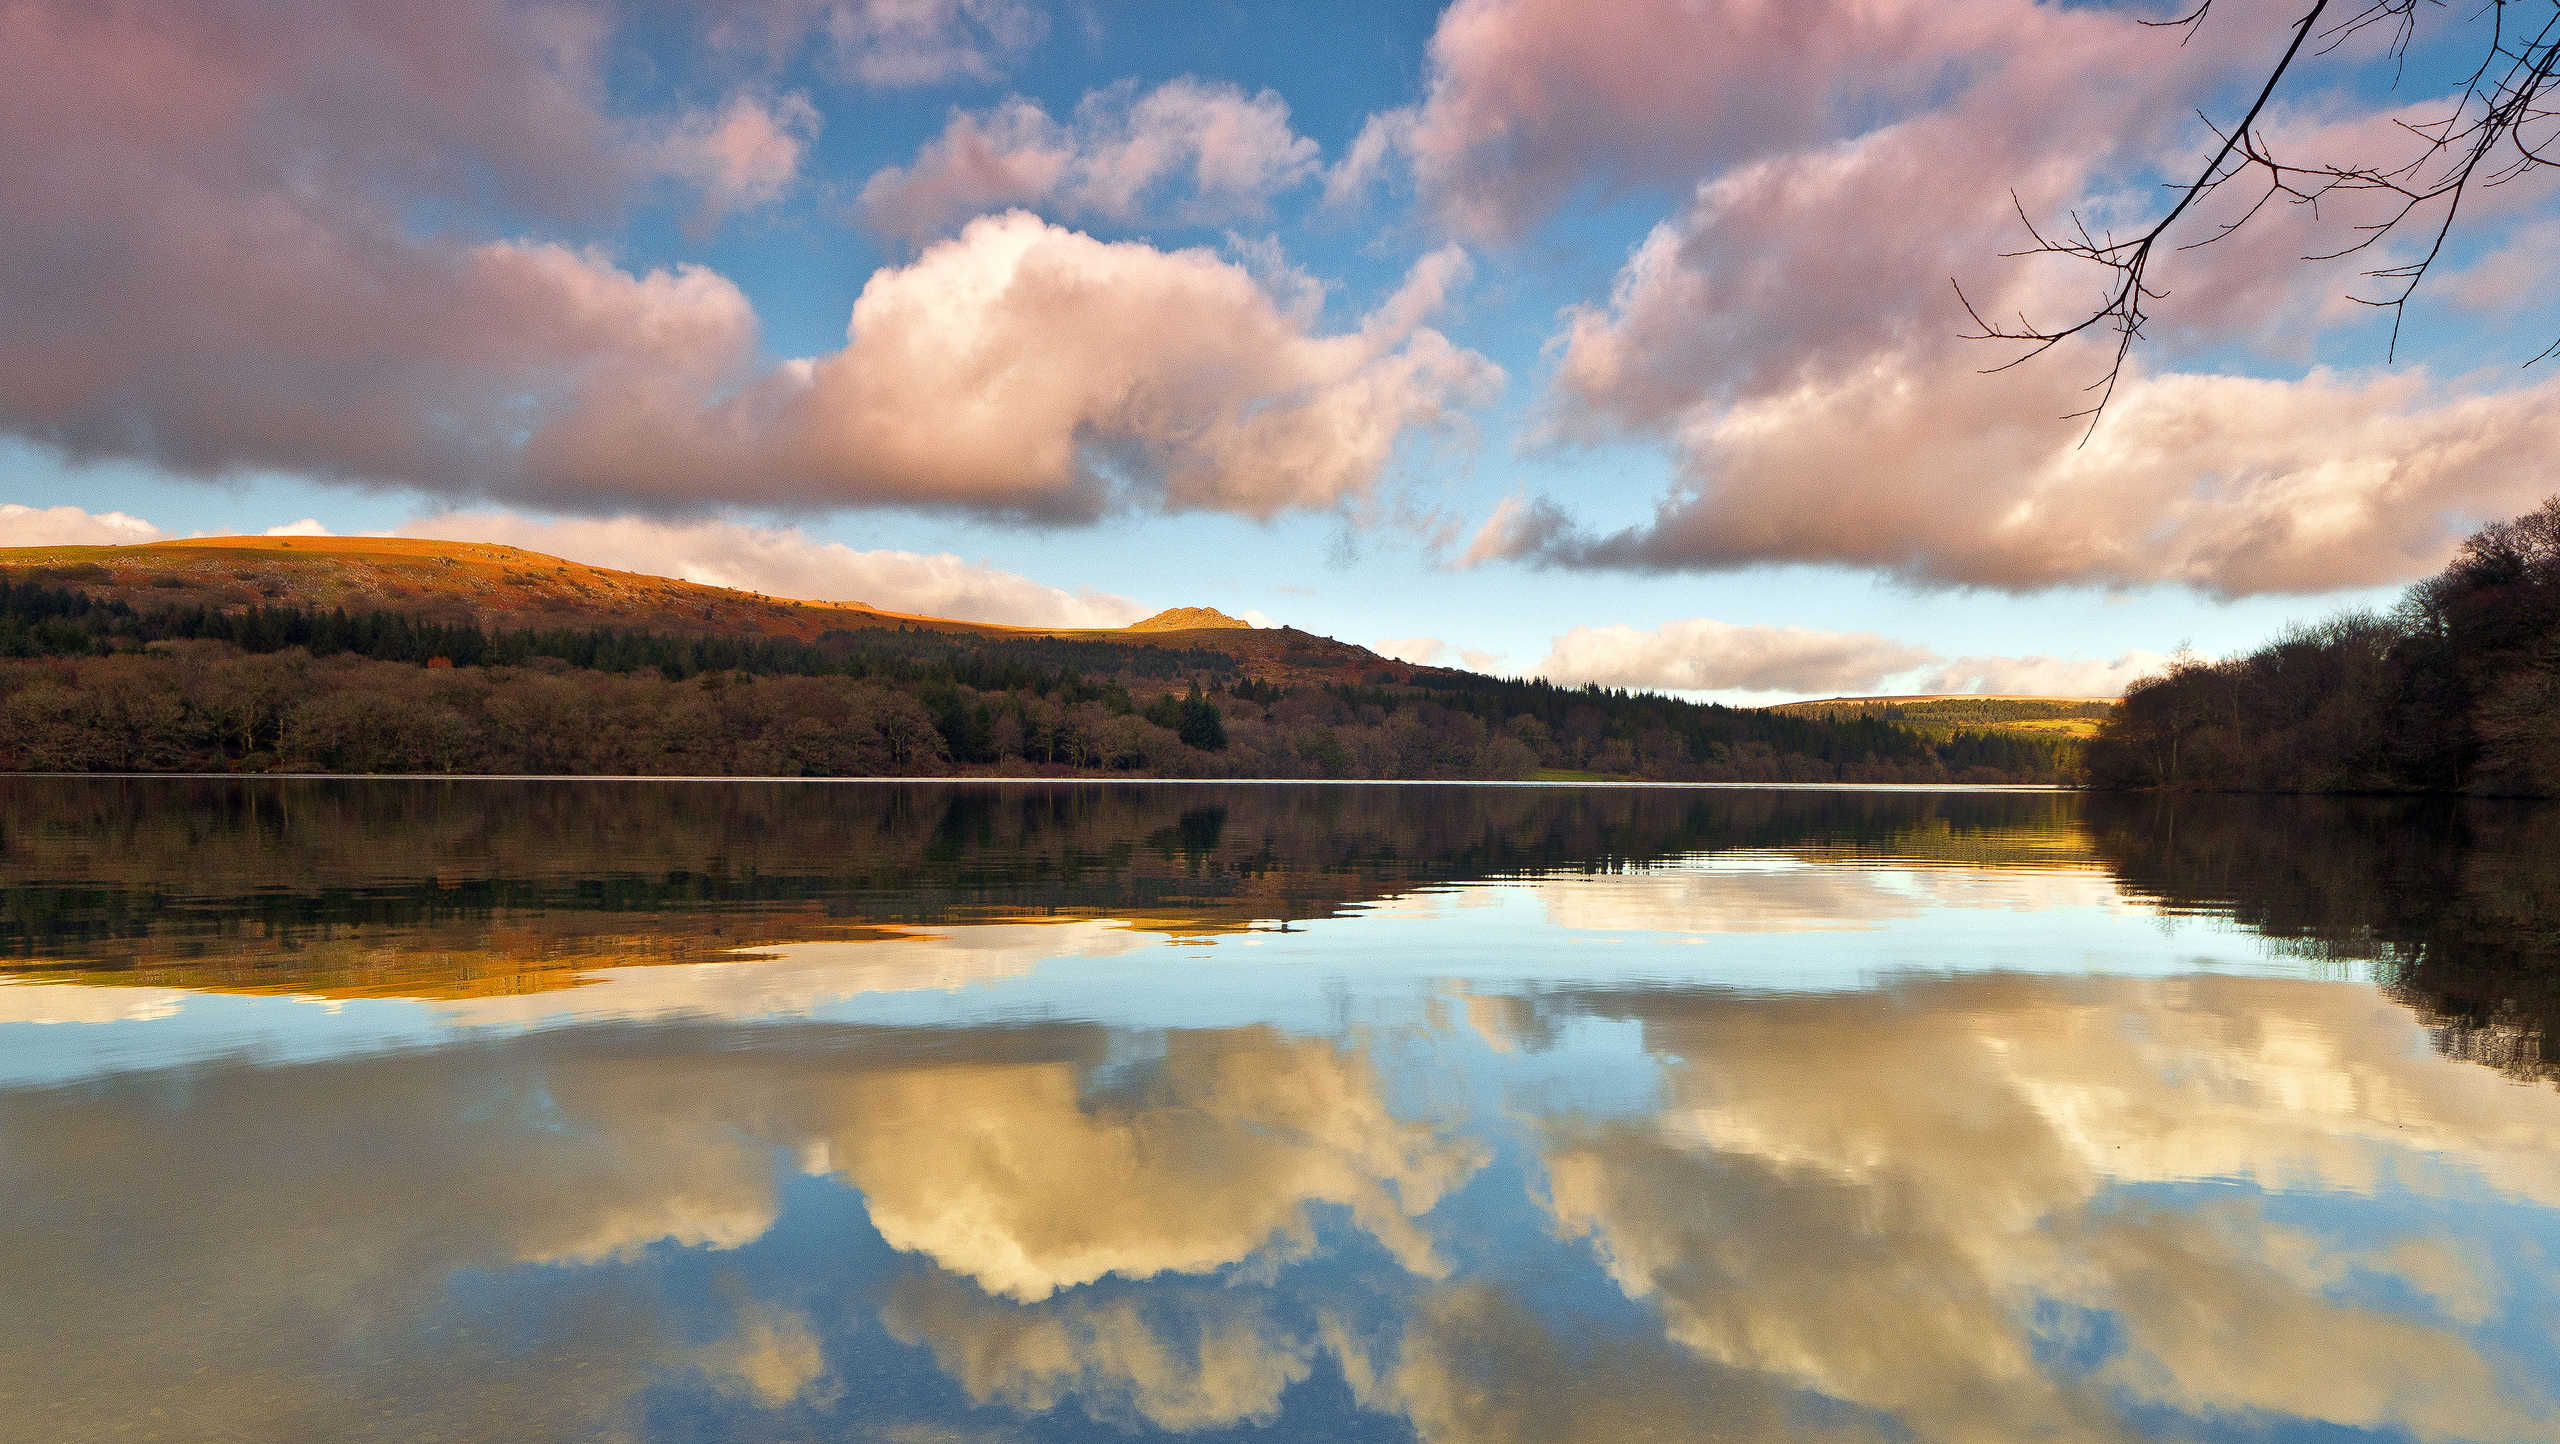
[{"left": 1961, "top": 0, "right": 2560, "bottom": 430}]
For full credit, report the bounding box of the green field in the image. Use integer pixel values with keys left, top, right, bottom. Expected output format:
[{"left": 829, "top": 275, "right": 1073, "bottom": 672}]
[{"left": 1768, "top": 696, "right": 2118, "bottom": 742}]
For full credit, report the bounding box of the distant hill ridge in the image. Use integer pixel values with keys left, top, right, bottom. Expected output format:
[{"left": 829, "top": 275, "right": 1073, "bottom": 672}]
[
  {"left": 0, "top": 535, "right": 1413, "bottom": 684},
  {"left": 1128, "top": 607, "right": 1250, "bottom": 631},
  {"left": 0, "top": 535, "right": 2098, "bottom": 785}
]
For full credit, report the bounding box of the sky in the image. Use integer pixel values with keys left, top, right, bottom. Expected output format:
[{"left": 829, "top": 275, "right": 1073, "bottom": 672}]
[{"left": 3, "top": 0, "right": 2556, "bottom": 701}]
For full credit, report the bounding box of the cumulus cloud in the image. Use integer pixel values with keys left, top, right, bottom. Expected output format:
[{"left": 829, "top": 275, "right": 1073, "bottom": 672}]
[
  {"left": 1515, "top": 857, "right": 2131, "bottom": 939},
  {"left": 0, "top": 0, "right": 757, "bottom": 493},
  {"left": 0, "top": 1014, "right": 1481, "bottom": 1440},
  {"left": 1537, "top": 619, "right": 1935, "bottom": 696},
  {"left": 2442, "top": 220, "right": 2560, "bottom": 312},
  {"left": 882, "top": 1275, "right": 1314, "bottom": 1433},
  {"left": 1374, "top": 637, "right": 1448, "bottom": 666},
  {"left": 1528, "top": 615, "right": 2158, "bottom": 698},
  {"left": 858, "top": 78, "right": 1320, "bottom": 243},
  {"left": 523, "top": 216, "right": 1500, "bottom": 521},
  {"left": 1508, "top": 341, "right": 2560, "bottom": 595},
  {"left": 812, "top": 1029, "right": 1486, "bottom": 1301},
  {"left": 651, "top": 91, "right": 821, "bottom": 231},
  {"left": 1387, "top": 0, "right": 2560, "bottom": 595},
  {"left": 1916, "top": 650, "right": 2169, "bottom": 698},
  {"left": 1, "top": 3, "right": 1487, "bottom": 528},
  {"left": 397, "top": 511, "right": 1145, "bottom": 627},
  {"left": 723, "top": 0, "right": 1049, "bottom": 87},
  {"left": 0, "top": 502, "right": 164, "bottom": 547},
  {"left": 0, "top": 1032, "right": 797, "bottom": 1440},
  {"left": 689, "top": 1305, "right": 835, "bottom": 1410},
  {"left": 435, "top": 921, "right": 1155, "bottom": 1031},
  {"left": 1534, "top": 974, "right": 2560, "bottom": 1444},
  {"left": 1330, "top": 0, "right": 2153, "bottom": 241}
]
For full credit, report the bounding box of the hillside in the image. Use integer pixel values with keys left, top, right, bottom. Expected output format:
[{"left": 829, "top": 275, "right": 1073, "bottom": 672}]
[
  {"left": 2, "top": 537, "right": 1415, "bottom": 686},
  {"left": 0, "top": 536, "right": 2091, "bottom": 784}
]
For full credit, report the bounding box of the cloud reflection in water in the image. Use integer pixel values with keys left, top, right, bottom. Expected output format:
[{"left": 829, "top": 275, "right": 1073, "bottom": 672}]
[{"left": 7, "top": 784, "right": 2560, "bottom": 1442}]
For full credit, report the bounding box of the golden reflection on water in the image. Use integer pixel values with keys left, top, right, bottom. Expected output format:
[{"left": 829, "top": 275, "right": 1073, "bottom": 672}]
[{"left": 1, "top": 778, "right": 2127, "bottom": 996}]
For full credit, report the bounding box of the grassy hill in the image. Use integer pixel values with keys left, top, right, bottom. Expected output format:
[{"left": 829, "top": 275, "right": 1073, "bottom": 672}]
[
  {"left": 1770, "top": 695, "right": 2118, "bottom": 742},
  {"left": 2, "top": 537, "right": 1415, "bottom": 686},
  {"left": 0, "top": 538, "right": 2100, "bottom": 784}
]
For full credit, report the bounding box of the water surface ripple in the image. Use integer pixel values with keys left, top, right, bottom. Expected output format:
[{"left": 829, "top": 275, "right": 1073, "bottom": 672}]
[{"left": 4, "top": 780, "right": 2557, "bottom": 1443}]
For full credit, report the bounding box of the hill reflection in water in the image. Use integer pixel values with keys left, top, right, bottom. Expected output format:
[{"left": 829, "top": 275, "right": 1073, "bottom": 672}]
[{"left": 3, "top": 780, "right": 2558, "bottom": 1444}]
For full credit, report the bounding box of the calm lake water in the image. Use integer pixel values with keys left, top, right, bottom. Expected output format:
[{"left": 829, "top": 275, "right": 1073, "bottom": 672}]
[{"left": 5, "top": 779, "right": 2560, "bottom": 1444}]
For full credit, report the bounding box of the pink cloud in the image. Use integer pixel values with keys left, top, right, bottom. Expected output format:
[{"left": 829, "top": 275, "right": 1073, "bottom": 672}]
[
  {"left": 857, "top": 79, "right": 1320, "bottom": 244},
  {"left": 0, "top": 3, "right": 1492, "bottom": 526},
  {"left": 653, "top": 92, "right": 822, "bottom": 231},
  {"left": 1409, "top": 0, "right": 2560, "bottom": 595},
  {"left": 0, "top": 0, "right": 801, "bottom": 490},
  {"left": 1533, "top": 616, "right": 2163, "bottom": 698},
  {"left": 1497, "top": 345, "right": 2560, "bottom": 594},
  {"left": 525, "top": 215, "right": 1502, "bottom": 520},
  {"left": 396, "top": 512, "right": 1146, "bottom": 627},
  {"left": 710, "top": 0, "right": 1048, "bottom": 87},
  {"left": 1330, "top": 0, "right": 2235, "bottom": 241},
  {"left": 2441, "top": 219, "right": 2560, "bottom": 313},
  {"left": 1917, "top": 651, "right": 2168, "bottom": 698},
  {"left": 1537, "top": 619, "right": 1936, "bottom": 696},
  {"left": 0, "top": 504, "right": 166, "bottom": 548},
  {"left": 1373, "top": 637, "right": 1450, "bottom": 666}
]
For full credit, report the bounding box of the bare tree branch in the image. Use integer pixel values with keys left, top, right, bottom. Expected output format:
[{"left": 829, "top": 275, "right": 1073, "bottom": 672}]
[{"left": 1963, "top": 0, "right": 2560, "bottom": 434}]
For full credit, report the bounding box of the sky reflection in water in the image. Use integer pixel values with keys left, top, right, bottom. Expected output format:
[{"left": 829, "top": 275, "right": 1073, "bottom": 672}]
[{"left": 3, "top": 780, "right": 2558, "bottom": 1444}]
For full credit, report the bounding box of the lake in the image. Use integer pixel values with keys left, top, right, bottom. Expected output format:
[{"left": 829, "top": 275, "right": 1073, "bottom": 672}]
[{"left": 3, "top": 778, "right": 2557, "bottom": 1444}]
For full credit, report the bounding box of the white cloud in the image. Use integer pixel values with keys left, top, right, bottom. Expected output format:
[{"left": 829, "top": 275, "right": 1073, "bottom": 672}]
[
  {"left": 0, "top": 502, "right": 164, "bottom": 547},
  {"left": 0, "top": 980, "right": 188, "bottom": 1024},
  {"left": 651, "top": 92, "right": 820, "bottom": 230},
  {"left": 689, "top": 1305, "right": 834, "bottom": 1410},
  {"left": 1375, "top": 0, "right": 2560, "bottom": 597},
  {"left": 1374, "top": 637, "right": 1448, "bottom": 666},
  {"left": 1, "top": 5, "right": 1490, "bottom": 532},
  {"left": 1917, "top": 650, "right": 2170, "bottom": 698},
  {"left": 715, "top": 0, "right": 1050, "bottom": 87},
  {"left": 262, "top": 518, "right": 332, "bottom": 537},
  {"left": 1539, "top": 973, "right": 2560, "bottom": 1444},
  {"left": 822, "top": 1031, "right": 1485, "bottom": 1302},
  {"left": 396, "top": 511, "right": 1147, "bottom": 628},
  {"left": 1535, "top": 616, "right": 2159, "bottom": 698},
  {"left": 1537, "top": 619, "right": 1935, "bottom": 696},
  {"left": 824, "top": 0, "right": 1047, "bottom": 86},
  {"left": 858, "top": 79, "right": 1320, "bottom": 243},
  {"left": 528, "top": 215, "right": 1501, "bottom": 522},
  {"left": 1374, "top": 636, "right": 1505, "bottom": 671}
]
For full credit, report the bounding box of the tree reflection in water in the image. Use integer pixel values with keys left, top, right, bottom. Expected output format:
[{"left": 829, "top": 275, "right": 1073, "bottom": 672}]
[
  {"left": 4, "top": 780, "right": 2559, "bottom": 1443},
  {"left": 2086, "top": 794, "right": 2560, "bottom": 1085}
]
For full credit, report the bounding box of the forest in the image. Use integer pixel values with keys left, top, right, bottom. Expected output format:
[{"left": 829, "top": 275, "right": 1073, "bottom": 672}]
[
  {"left": 0, "top": 575, "right": 2078, "bottom": 782},
  {"left": 2087, "top": 497, "right": 2560, "bottom": 796}
]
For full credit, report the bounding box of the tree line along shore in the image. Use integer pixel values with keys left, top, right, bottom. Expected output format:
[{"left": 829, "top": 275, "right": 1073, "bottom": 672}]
[
  {"left": 2087, "top": 497, "right": 2560, "bottom": 797},
  {"left": 0, "top": 574, "right": 2071, "bottom": 783},
  {"left": 4, "top": 494, "right": 2550, "bottom": 792}
]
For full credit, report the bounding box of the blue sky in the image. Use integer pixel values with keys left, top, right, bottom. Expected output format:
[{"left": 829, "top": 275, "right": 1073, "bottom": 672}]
[{"left": 4, "top": 0, "right": 2554, "bottom": 698}]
